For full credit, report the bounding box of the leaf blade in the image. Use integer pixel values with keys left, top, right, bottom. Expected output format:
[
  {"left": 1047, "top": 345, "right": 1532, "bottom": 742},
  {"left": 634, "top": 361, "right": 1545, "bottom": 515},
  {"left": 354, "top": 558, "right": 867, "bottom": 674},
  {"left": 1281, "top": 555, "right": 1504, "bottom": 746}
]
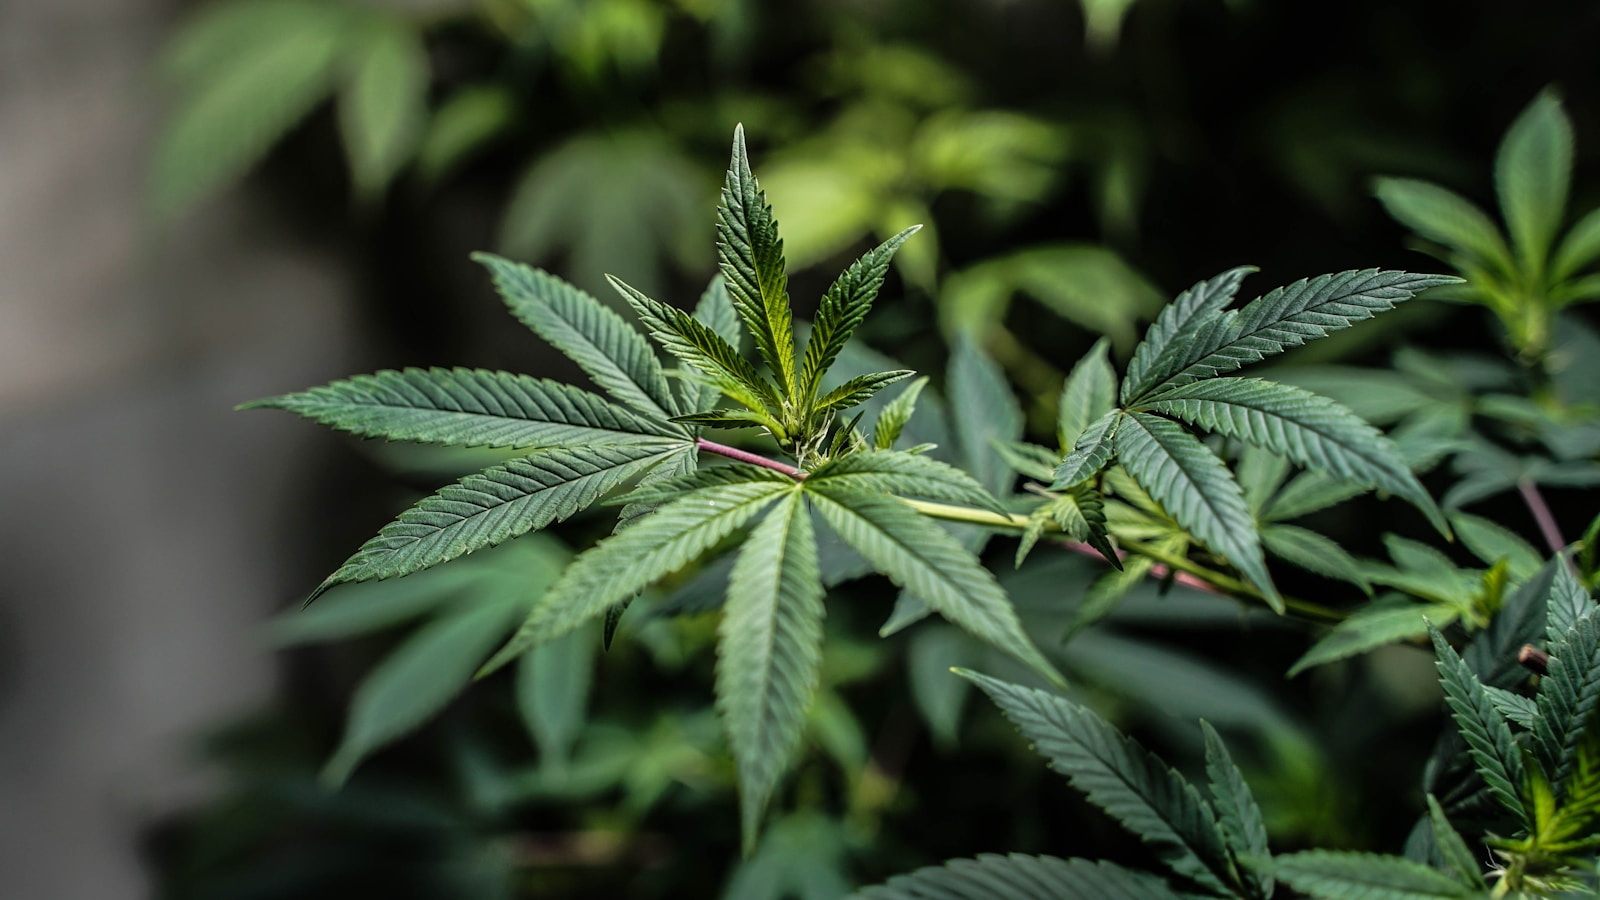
[{"left": 718, "top": 125, "right": 797, "bottom": 397}]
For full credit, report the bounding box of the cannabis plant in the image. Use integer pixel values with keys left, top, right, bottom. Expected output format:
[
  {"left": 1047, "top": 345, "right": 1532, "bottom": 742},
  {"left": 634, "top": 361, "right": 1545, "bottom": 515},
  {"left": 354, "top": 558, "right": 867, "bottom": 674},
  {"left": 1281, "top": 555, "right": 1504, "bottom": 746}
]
[
  {"left": 853, "top": 557, "right": 1600, "bottom": 899},
  {"left": 245, "top": 126, "right": 1455, "bottom": 851}
]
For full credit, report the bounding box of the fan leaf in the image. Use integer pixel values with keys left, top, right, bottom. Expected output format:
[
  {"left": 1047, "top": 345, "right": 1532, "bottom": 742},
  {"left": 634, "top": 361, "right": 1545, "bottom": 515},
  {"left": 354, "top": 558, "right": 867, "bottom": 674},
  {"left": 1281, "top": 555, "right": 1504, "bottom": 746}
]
[
  {"left": 851, "top": 854, "right": 1197, "bottom": 900},
  {"left": 1270, "top": 850, "right": 1483, "bottom": 899},
  {"left": 1201, "top": 721, "right": 1273, "bottom": 899},
  {"left": 801, "top": 227, "right": 921, "bottom": 400},
  {"left": 808, "top": 450, "right": 1008, "bottom": 516},
  {"left": 718, "top": 125, "right": 797, "bottom": 397},
  {"left": 1429, "top": 624, "right": 1531, "bottom": 827},
  {"left": 1123, "top": 266, "right": 1256, "bottom": 403}
]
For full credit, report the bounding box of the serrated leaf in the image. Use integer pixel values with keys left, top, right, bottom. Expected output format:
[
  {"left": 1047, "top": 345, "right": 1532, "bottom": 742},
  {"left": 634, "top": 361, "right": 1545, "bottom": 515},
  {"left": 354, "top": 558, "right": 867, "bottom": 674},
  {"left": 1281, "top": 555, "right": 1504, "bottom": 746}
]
[
  {"left": 1548, "top": 561, "right": 1597, "bottom": 638},
  {"left": 851, "top": 854, "right": 1197, "bottom": 900},
  {"left": 719, "top": 125, "right": 797, "bottom": 397},
  {"left": 1260, "top": 469, "right": 1367, "bottom": 522},
  {"left": 1201, "top": 720, "right": 1273, "bottom": 899},
  {"left": 338, "top": 16, "right": 428, "bottom": 196},
  {"left": 153, "top": 1, "right": 347, "bottom": 218},
  {"left": 1289, "top": 599, "right": 1460, "bottom": 677},
  {"left": 1483, "top": 686, "right": 1539, "bottom": 729},
  {"left": 609, "top": 462, "right": 792, "bottom": 507},
  {"left": 715, "top": 492, "right": 825, "bottom": 853},
  {"left": 812, "top": 371, "right": 915, "bottom": 417},
  {"left": 1123, "top": 266, "right": 1256, "bottom": 403},
  {"left": 475, "top": 254, "right": 680, "bottom": 420},
  {"left": 688, "top": 277, "right": 743, "bottom": 410},
  {"left": 994, "top": 441, "right": 1060, "bottom": 484},
  {"left": 242, "top": 367, "right": 686, "bottom": 449},
  {"left": 482, "top": 481, "right": 793, "bottom": 674},
  {"left": 958, "top": 671, "right": 1235, "bottom": 894},
  {"left": 1114, "top": 411, "right": 1278, "bottom": 607},
  {"left": 808, "top": 450, "right": 1007, "bottom": 516},
  {"left": 1430, "top": 624, "right": 1531, "bottom": 827},
  {"left": 873, "top": 377, "right": 928, "bottom": 450},
  {"left": 1497, "top": 89, "right": 1573, "bottom": 271},
  {"left": 1141, "top": 377, "right": 1447, "bottom": 535},
  {"left": 324, "top": 596, "right": 521, "bottom": 785},
  {"left": 609, "top": 275, "right": 782, "bottom": 418},
  {"left": 1465, "top": 556, "right": 1560, "bottom": 690},
  {"left": 613, "top": 444, "right": 697, "bottom": 533},
  {"left": 1269, "top": 850, "right": 1483, "bottom": 899},
  {"left": 517, "top": 619, "right": 597, "bottom": 772},
  {"left": 806, "top": 487, "right": 1063, "bottom": 687},
  {"left": 1134, "top": 270, "right": 1460, "bottom": 401},
  {"left": 949, "top": 336, "right": 1025, "bottom": 495},
  {"left": 1533, "top": 610, "right": 1600, "bottom": 794},
  {"left": 310, "top": 444, "right": 683, "bottom": 600},
  {"left": 1374, "top": 177, "right": 1514, "bottom": 274},
  {"left": 1052, "top": 411, "right": 1122, "bottom": 489},
  {"left": 1067, "top": 555, "right": 1158, "bottom": 639},
  {"left": 801, "top": 227, "right": 921, "bottom": 400},
  {"left": 1058, "top": 338, "right": 1118, "bottom": 450},
  {"left": 1262, "top": 524, "right": 1372, "bottom": 593}
]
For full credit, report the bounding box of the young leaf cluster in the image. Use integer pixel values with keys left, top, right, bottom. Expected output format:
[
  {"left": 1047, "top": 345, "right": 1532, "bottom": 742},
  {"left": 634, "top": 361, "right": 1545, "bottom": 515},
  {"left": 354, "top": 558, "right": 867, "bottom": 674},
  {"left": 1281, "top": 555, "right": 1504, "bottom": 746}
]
[{"left": 244, "top": 126, "right": 1065, "bottom": 851}]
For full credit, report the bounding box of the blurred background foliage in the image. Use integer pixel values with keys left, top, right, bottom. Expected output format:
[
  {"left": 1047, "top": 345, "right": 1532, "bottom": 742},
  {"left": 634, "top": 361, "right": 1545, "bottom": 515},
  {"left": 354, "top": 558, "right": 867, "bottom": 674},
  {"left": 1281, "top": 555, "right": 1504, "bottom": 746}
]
[{"left": 144, "top": 0, "right": 1600, "bottom": 897}]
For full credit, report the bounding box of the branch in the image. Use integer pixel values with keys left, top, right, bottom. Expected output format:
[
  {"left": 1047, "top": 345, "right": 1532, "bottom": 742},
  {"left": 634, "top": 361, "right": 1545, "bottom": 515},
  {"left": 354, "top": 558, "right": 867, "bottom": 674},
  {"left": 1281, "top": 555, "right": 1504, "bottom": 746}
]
[
  {"left": 1516, "top": 477, "right": 1565, "bottom": 555},
  {"left": 696, "top": 437, "right": 807, "bottom": 479}
]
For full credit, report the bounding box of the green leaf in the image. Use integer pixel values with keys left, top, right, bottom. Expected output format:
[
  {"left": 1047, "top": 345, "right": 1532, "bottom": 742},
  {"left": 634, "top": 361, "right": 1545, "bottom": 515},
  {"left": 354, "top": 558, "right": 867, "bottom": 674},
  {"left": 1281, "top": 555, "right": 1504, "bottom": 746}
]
[
  {"left": 1450, "top": 513, "right": 1541, "bottom": 582},
  {"left": 1289, "top": 598, "right": 1459, "bottom": 677},
  {"left": 1115, "top": 411, "right": 1278, "bottom": 607},
  {"left": 949, "top": 336, "right": 1025, "bottom": 495},
  {"left": 1141, "top": 376, "right": 1446, "bottom": 535},
  {"left": 1496, "top": 89, "right": 1573, "bottom": 271},
  {"left": 1066, "top": 555, "right": 1157, "bottom": 638},
  {"left": 609, "top": 275, "right": 782, "bottom": 419},
  {"left": 1051, "top": 411, "right": 1122, "bottom": 489},
  {"left": 808, "top": 450, "right": 1007, "bottom": 516},
  {"left": 415, "top": 84, "right": 513, "bottom": 182},
  {"left": 1123, "top": 266, "right": 1256, "bottom": 403},
  {"left": 309, "top": 444, "right": 683, "bottom": 600},
  {"left": 613, "top": 444, "right": 698, "bottom": 533},
  {"left": 719, "top": 125, "right": 797, "bottom": 397},
  {"left": 338, "top": 16, "right": 428, "bottom": 196},
  {"left": 851, "top": 855, "right": 1196, "bottom": 900},
  {"left": 1426, "top": 794, "right": 1489, "bottom": 890},
  {"left": 806, "top": 487, "right": 1063, "bottom": 687},
  {"left": 1262, "top": 524, "right": 1371, "bottom": 593},
  {"left": 153, "top": 0, "right": 347, "bottom": 217},
  {"left": 941, "top": 245, "right": 1163, "bottom": 349},
  {"left": 959, "top": 671, "right": 1235, "bottom": 894},
  {"left": 1430, "top": 624, "right": 1531, "bottom": 827},
  {"left": 1547, "top": 561, "right": 1597, "bottom": 637},
  {"left": 1134, "top": 270, "right": 1461, "bottom": 400},
  {"left": 906, "top": 627, "right": 982, "bottom": 749},
  {"left": 812, "top": 371, "right": 916, "bottom": 418},
  {"left": 1058, "top": 338, "right": 1119, "bottom": 450},
  {"left": 516, "top": 620, "right": 597, "bottom": 772},
  {"left": 482, "top": 481, "right": 793, "bottom": 674},
  {"left": 1533, "top": 609, "right": 1600, "bottom": 794},
  {"left": 242, "top": 367, "right": 686, "bottom": 449},
  {"left": 1201, "top": 720, "right": 1273, "bottom": 899},
  {"left": 1270, "top": 849, "right": 1484, "bottom": 899},
  {"left": 716, "top": 492, "right": 825, "bottom": 853},
  {"left": 324, "top": 597, "right": 521, "bottom": 785},
  {"left": 1551, "top": 206, "right": 1600, "bottom": 282},
  {"left": 610, "top": 462, "right": 792, "bottom": 507},
  {"left": 688, "top": 277, "right": 744, "bottom": 410},
  {"left": 873, "top": 377, "right": 929, "bottom": 450},
  {"left": 1374, "top": 177, "right": 1514, "bottom": 274},
  {"left": 1261, "top": 469, "right": 1367, "bottom": 522},
  {"left": 1483, "top": 686, "right": 1539, "bottom": 729},
  {"left": 475, "top": 254, "right": 680, "bottom": 420},
  {"left": 800, "top": 227, "right": 921, "bottom": 400}
]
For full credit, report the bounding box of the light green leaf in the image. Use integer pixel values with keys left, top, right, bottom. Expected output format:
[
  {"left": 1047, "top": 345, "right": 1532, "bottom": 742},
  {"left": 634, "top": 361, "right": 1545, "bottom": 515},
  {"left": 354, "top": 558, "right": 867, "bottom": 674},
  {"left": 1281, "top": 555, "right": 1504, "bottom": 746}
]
[
  {"left": 1427, "top": 795, "right": 1489, "bottom": 890},
  {"left": 1270, "top": 849, "right": 1483, "bottom": 899},
  {"left": 517, "top": 620, "right": 597, "bottom": 772},
  {"left": 1236, "top": 445, "right": 1291, "bottom": 513},
  {"left": 1140, "top": 376, "right": 1446, "bottom": 534},
  {"left": 806, "top": 486, "right": 1063, "bottom": 687},
  {"left": 812, "top": 371, "right": 915, "bottom": 417},
  {"left": 1551, "top": 206, "right": 1600, "bottom": 282},
  {"left": 1261, "top": 522, "right": 1368, "bottom": 593},
  {"left": 415, "top": 84, "right": 514, "bottom": 182},
  {"left": 610, "top": 462, "right": 791, "bottom": 507},
  {"left": 949, "top": 336, "right": 1025, "bottom": 495},
  {"left": 242, "top": 367, "right": 686, "bottom": 449},
  {"left": 1430, "top": 624, "right": 1530, "bottom": 827},
  {"left": 851, "top": 854, "right": 1196, "bottom": 900},
  {"left": 688, "top": 277, "right": 743, "bottom": 410},
  {"left": 482, "top": 480, "right": 793, "bottom": 674},
  {"left": 1289, "top": 598, "right": 1459, "bottom": 677},
  {"left": 475, "top": 254, "right": 680, "bottom": 420},
  {"left": 873, "top": 377, "right": 929, "bottom": 449},
  {"left": 153, "top": 1, "right": 348, "bottom": 217},
  {"left": 1450, "top": 513, "right": 1541, "bottom": 582},
  {"left": 1496, "top": 89, "right": 1573, "bottom": 271},
  {"left": 716, "top": 492, "right": 825, "bottom": 853},
  {"left": 718, "top": 125, "right": 797, "bottom": 397},
  {"left": 1202, "top": 720, "right": 1273, "bottom": 900},
  {"left": 1051, "top": 411, "right": 1122, "bottom": 489},
  {"left": 959, "top": 671, "right": 1235, "bottom": 894},
  {"left": 941, "top": 246, "right": 1163, "bottom": 349},
  {"left": 1115, "top": 411, "right": 1278, "bottom": 607},
  {"left": 1374, "top": 177, "right": 1514, "bottom": 274},
  {"left": 309, "top": 444, "right": 683, "bottom": 600},
  {"left": 808, "top": 450, "right": 1007, "bottom": 516},
  {"left": 1058, "top": 338, "right": 1118, "bottom": 451},
  {"left": 800, "top": 227, "right": 921, "bottom": 400},
  {"left": 1533, "top": 609, "right": 1600, "bottom": 793},
  {"left": 1123, "top": 266, "right": 1256, "bottom": 403},
  {"left": 324, "top": 597, "right": 521, "bottom": 785},
  {"left": 1134, "top": 270, "right": 1461, "bottom": 400},
  {"left": 338, "top": 17, "right": 428, "bottom": 196},
  {"left": 613, "top": 444, "right": 698, "bottom": 533}
]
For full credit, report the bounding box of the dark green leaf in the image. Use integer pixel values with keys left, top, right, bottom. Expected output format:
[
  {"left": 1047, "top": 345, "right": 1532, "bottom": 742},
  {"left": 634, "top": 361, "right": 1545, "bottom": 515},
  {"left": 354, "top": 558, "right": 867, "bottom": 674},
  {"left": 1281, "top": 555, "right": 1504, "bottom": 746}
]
[
  {"left": 1262, "top": 524, "right": 1371, "bottom": 593},
  {"left": 949, "top": 336, "right": 1025, "bottom": 495},
  {"left": 1289, "top": 598, "right": 1459, "bottom": 677},
  {"left": 718, "top": 125, "right": 797, "bottom": 396},
  {"left": 873, "top": 377, "right": 929, "bottom": 450},
  {"left": 852, "top": 854, "right": 1197, "bottom": 900},
  {"left": 1533, "top": 609, "right": 1600, "bottom": 793},
  {"left": 808, "top": 450, "right": 1007, "bottom": 516},
  {"left": 1051, "top": 411, "right": 1122, "bottom": 489},
  {"left": 1201, "top": 720, "right": 1273, "bottom": 899},
  {"left": 800, "top": 227, "right": 921, "bottom": 400},
  {"left": 1270, "top": 850, "right": 1483, "bottom": 899},
  {"left": 1123, "top": 266, "right": 1256, "bottom": 403},
  {"left": 1058, "top": 338, "right": 1118, "bottom": 451},
  {"left": 812, "top": 371, "right": 915, "bottom": 417},
  {"left": 1425, "top": 795, "right": 1488, "bottom": 890},
  {"left": 1430, "top": 624, "right": 1531, "bottom": 826}
]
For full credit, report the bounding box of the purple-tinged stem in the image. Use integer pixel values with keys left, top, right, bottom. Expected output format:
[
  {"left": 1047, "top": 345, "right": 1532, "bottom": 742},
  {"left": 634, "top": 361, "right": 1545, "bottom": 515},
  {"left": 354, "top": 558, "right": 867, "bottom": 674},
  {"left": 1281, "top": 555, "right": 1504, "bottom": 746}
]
[
  {"left": 696, "top": 438, "right": 806, "bottom": 479},
  {"left": 1517, "top": 477, "right": 1566, "bottom": 555}
]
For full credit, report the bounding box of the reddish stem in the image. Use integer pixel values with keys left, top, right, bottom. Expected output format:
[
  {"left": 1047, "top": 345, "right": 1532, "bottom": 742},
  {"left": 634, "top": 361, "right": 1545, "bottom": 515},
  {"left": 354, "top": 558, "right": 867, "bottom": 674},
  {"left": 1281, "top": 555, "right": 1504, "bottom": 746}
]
[
  {"left": 696, "top": 438, "right": 806, "bottom": 479},
  {"left": 1517, "top": 478, "right": 1566, "bottom": 555},
  {"left": 1054, "top": 539, "right": 1222, "bottom": 596}
]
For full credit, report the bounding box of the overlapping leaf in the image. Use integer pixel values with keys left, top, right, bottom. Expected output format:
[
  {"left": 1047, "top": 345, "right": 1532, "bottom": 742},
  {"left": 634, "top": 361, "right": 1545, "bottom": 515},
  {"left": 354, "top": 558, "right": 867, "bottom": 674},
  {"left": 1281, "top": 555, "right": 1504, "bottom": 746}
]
[
  {"left": 1430, "top": 625, "right": 1531, "bottom": 827},
  {"left": 1202, "top": 721, "right": 1273, "bottom": 899},
  {"left": 800, "top": 227, "right": 921, "bottom": 401},
  {"left": 718, "top": 125, "right": 797, "bottom": 396},
  {"left": 1269, "top": 850, "right": 1484, "bottom": 899},
  {"left": 851, "top": 855, "right": 1197, "bottom": 900},
  {"left": 1122, "top": 267, "right": 1255, "bottom": 402}
]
